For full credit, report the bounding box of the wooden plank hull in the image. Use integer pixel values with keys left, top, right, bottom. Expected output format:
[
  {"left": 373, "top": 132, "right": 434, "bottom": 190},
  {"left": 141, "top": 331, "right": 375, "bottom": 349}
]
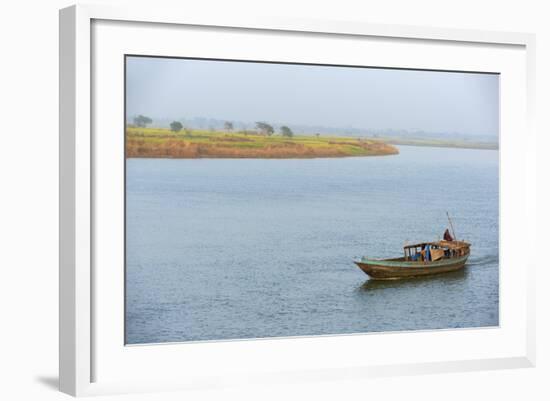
[{"left": 354, "top": 254, "right": 469, "bottom": 280}]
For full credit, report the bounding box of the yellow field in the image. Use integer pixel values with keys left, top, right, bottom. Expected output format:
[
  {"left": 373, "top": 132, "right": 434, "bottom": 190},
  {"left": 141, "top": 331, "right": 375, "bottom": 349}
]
[{"left": 126, "top": 127, "right": 399, "bottom": 158}]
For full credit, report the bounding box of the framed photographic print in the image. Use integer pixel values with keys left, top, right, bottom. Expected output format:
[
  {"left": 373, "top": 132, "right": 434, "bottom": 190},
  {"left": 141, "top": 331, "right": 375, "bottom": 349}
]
[{"left": 59, "top": 4, "right": 536, "bottom": 396}]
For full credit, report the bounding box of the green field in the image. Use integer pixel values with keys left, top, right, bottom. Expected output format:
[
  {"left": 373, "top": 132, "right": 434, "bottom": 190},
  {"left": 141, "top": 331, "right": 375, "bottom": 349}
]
[{"left": 126, "top": 127, "right": 399, "bottom": 158}]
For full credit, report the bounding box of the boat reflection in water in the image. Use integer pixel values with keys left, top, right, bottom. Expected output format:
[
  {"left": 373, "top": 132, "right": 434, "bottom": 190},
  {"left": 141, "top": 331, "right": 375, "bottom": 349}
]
[{"left": 358, "top": 267, "right": 468, "bottom": 292}]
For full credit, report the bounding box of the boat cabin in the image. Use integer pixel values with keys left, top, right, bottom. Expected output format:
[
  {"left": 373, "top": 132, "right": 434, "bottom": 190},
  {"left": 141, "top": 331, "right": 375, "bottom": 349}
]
[{"left": 403, "top": 240, "right": 470, "bottom": 262}]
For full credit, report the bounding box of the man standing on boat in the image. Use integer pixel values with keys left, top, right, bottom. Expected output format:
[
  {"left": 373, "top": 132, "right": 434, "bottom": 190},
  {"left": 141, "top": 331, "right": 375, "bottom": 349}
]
[{"left": 444, "top": 228, "right": 454, "bottom": 241}]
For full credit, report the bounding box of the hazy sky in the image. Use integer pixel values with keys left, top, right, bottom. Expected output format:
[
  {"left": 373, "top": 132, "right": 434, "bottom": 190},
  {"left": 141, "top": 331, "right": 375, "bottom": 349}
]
[{"left": 126, "top": 56, "right": 499, "bottom": 137}]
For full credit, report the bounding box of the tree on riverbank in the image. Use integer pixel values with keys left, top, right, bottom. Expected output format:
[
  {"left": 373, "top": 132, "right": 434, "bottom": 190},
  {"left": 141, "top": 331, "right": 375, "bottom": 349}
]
[
  {"left": 224, "top": 121, "right": 234, "bottom": 132},
  {"left": 281, "top": 126, "right": 294, "bottom": 138},
  {"left": 255, "top": 122, "right": 274, "bottom": 136},
  {"left": 170, "top": 121, "right": 183, "bottom": 132},
  {"left": 133, "top": 115, "right": 152, "bottom": 128}
]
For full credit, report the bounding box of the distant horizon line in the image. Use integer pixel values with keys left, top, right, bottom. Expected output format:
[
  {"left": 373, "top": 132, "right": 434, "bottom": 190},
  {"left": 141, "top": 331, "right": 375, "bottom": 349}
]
[{"left": 125, "top": 116, "right": 498, "bottom": 141}]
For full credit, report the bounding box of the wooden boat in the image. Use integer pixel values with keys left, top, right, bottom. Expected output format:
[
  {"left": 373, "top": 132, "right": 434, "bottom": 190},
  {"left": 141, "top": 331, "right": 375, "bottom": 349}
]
[{"left": 354, "top": 240, "right": 470, "bottom": 280}]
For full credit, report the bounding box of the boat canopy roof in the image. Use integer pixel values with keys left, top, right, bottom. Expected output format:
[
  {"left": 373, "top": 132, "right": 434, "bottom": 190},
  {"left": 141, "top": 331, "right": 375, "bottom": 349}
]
[{"left": 404, "top": 240, "right": 470, "bottom": 250}]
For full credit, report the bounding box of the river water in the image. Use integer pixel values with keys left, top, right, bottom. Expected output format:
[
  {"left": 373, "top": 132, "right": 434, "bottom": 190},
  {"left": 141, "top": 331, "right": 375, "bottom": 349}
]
[{"left": 125, "top": 145, "right": 499, "bottom": 344}]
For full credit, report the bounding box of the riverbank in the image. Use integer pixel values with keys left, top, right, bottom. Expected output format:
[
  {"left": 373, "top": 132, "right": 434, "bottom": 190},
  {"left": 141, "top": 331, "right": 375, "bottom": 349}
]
[
  {"left": 381, "top": 136, "right": 498, "bottom": 150},
  {"left": 126, "top": 127, "right": 399, "bottom": 158}
]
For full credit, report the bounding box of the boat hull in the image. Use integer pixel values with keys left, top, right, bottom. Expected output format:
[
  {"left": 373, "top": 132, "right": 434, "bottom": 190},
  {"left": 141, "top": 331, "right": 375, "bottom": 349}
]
[{"left": 354, "top": 254, "right": 469, "bottom": 280}]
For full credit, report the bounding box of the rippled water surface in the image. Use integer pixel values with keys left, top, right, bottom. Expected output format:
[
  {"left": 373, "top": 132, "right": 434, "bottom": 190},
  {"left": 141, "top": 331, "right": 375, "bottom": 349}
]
[{"left": 126, "top": 146, "right": 499, "bottom": 344}]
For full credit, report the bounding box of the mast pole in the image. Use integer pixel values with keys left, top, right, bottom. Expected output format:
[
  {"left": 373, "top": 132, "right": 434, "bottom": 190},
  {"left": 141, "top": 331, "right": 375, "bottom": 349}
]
[{"left": 446, "top": 211, "right": 457, "bottom": 241}]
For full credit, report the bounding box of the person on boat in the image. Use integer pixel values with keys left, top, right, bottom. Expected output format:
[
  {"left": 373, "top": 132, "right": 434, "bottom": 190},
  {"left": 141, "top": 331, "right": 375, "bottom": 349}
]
[
  {"left": 444, "top": 228, "right": 454, "bottom": 241},
  {"left": 419, "top": 244, "right": 431, "bottom": 262}
]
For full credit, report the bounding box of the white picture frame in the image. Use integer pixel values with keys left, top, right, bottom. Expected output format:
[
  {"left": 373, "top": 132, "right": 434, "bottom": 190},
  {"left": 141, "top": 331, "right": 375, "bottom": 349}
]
[{"left": 59, "top": 3, "right": 536, "bottom": 397}]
